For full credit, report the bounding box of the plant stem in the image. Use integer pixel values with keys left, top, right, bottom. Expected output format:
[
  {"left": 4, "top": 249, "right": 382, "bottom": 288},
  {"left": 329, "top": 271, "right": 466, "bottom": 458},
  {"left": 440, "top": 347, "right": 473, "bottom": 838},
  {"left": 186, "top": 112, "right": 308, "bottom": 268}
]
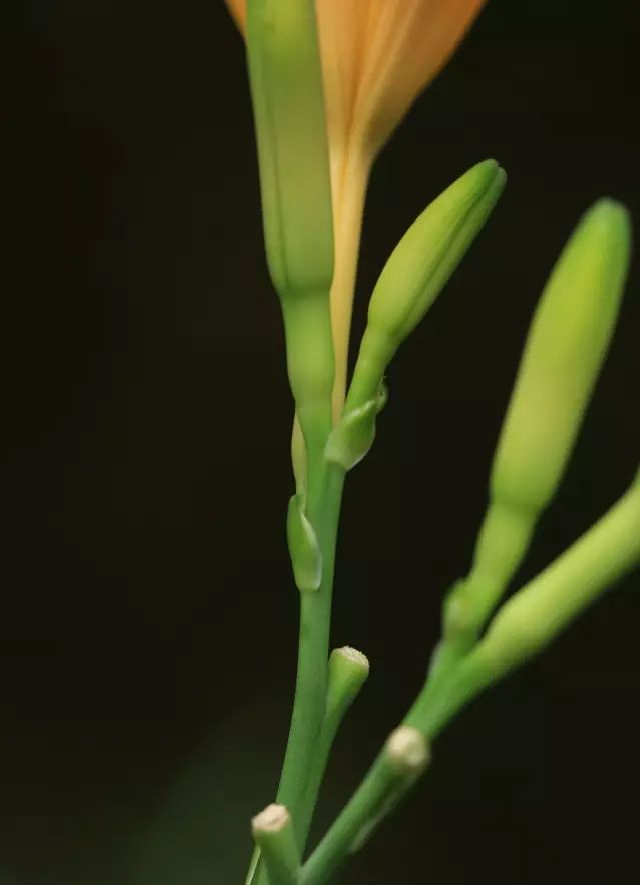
[
  {"left": 300, "top": 727, "right": 429, "bottom": 885},
  {"left": 300, "top": 751, "right": 396, "bottom": 885},
  {"left": 279, "top": 466, "right": 345, "bottom": 828},
  {"left": 252, "top": 805, "right": 301, "bottom": 885},
  {"left": 299, "top": 476, "right": 640, "bottom": 885},
  {"left": 247, "top": 140, "right": 367, "bottom": 877},
  {"left": 296, "top": 647, "right": 369, "bottom": 848},
  {"left": 251, "top": 466, "right": 345, "bottom": 885},
  {"left": 250, "top": 138, "right": 370, "bottom": 885}
]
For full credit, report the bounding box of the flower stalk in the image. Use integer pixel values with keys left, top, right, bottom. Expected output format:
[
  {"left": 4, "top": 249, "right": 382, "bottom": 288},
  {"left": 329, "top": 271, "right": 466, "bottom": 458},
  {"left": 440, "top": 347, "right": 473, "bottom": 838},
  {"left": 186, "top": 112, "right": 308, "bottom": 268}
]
[
  {"left": 299, "top": 467, "right": 640, "bottom": 885},
  {"left": 300, "top": 727, "right": 430, "bottom": 885},
  {"left": 243, "top": 6, "right": 340, "bottom": 883},
  {"left": 251, "top": 805, "right": 301, "bottom": 885},
  {"left": 223, "top": 4, "right": 639, "bottom": 885}
]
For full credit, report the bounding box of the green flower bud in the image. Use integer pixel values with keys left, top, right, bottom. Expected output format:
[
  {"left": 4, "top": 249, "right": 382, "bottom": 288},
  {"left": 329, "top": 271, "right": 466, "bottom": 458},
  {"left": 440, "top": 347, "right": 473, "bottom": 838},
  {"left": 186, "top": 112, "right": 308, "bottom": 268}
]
[
  {"left": 346, "top": 160, "right": 506, "bottom": 410},
  {"left": 246, "top": 1, "right": 336, "bottom": 467},
  {"left": 246, "top": 0, "right": 334, "bottom": 299},
  {"left": 445, "top": 199, "right": 632, "bottom": 643},
  {"left": 491, "top": 199, "right": 631, "bottom": 514}
]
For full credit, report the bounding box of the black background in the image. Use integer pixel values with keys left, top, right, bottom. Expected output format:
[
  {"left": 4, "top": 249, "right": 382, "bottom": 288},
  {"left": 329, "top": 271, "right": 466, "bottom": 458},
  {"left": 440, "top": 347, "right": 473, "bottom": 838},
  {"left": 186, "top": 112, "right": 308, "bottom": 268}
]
[{"left": 4, "top": 2, "right": 640, "bottom": 884}]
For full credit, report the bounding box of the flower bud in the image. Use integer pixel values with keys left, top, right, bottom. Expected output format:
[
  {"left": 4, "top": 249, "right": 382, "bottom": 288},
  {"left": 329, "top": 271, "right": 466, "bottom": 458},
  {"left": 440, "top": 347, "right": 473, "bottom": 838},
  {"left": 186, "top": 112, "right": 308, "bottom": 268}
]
[
  {"left": 444, "top": 199, "right": 632, "bottom": 642},
  {"left": 346, "top": 160, "right": 506, "bottom": 409},
  {"left": 246, "top": 1, "right": 337, "bottom": 467},
  {"left": 246, "top": 0, "right": 334, "bottom": 299},
  {"left": 491, "top": 199, "right": 631, "bottom": 514}
]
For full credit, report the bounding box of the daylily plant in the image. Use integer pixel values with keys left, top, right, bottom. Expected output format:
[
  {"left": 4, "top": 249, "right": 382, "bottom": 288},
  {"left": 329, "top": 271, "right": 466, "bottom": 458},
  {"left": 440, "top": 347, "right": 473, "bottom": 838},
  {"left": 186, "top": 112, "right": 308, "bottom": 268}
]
[
  {"left": 221, "top": 3, "right": 639, "bottom": 885},
  {"left": 226, "top": 0, "right": 488, "bottom": 411}
]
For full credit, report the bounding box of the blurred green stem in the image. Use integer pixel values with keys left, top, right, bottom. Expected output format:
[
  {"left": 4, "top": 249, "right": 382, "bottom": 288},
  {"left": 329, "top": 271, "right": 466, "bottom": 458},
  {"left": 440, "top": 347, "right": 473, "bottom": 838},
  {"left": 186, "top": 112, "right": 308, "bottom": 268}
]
[{"left": 300, "top": 470, "right": 640, "bottom": 885}]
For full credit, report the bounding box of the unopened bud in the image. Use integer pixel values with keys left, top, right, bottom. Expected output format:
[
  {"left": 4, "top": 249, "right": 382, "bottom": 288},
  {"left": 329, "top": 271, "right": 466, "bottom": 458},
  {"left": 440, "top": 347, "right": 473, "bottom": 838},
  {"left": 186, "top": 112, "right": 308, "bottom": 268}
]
[
  {"left": 446, "top": 199, "right": 632, "bottom": 640},
  {"left": 492, "top": 199, "right": 631, "bottom": 515},
  {"left": 347, "top": 160, "right": 506, "bottom": 409},
  {"left": 246, "top": 0, "right": 333, "bottom": 298}
]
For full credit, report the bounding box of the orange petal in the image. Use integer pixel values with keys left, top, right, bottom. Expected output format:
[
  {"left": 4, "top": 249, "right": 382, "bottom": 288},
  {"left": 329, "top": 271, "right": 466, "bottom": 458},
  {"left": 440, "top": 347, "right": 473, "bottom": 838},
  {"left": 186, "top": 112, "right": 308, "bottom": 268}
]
[
  {"left": 224, "top": 0, "right": 246, "bottom": 31},
  {"left": 352, "top": 0, "right": 488, "bottom": 152},
  {"left": 225, "top": 2, "right": 487, "bottom": 155}
]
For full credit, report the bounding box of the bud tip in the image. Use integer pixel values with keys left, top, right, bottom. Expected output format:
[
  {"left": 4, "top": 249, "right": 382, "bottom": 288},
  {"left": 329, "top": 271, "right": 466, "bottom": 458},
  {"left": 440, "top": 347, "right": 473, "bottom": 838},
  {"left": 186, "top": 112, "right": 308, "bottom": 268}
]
[
  {"left": 472, "top": 158, "right": 507, "bottom": 190},
  {"left": 582, "top": 197, "right": 630, "bottom": 235}
]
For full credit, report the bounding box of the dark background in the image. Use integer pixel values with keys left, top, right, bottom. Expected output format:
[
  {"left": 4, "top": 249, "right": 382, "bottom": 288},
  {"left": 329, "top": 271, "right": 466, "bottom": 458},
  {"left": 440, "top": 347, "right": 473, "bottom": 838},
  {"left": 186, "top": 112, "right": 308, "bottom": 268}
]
[{"left": 4, "top": 1, "right": 640, "bottom": 883}]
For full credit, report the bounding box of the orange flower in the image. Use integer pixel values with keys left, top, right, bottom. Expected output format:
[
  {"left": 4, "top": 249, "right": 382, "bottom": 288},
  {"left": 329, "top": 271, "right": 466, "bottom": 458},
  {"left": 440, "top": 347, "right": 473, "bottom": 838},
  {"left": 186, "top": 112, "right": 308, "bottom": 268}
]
[{"left": 226, "top": 0, "right": 488, "bottom": 412}]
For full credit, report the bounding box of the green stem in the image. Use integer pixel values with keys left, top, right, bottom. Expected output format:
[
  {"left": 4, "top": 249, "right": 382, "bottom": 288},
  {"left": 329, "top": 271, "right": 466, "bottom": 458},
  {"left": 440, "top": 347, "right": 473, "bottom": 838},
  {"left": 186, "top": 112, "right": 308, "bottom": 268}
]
[
  {"left": 300, "top": 727, "right": 429, "bottom": 885},
  {"left": 299, "top": 476, "right": 640, "bottom": 885},
  {"left": 252, "top": 805, "right": 301, "bottom": 885},
  {"left": 298, "top": 713, "right": 449, "bottom": 885},
  {"left": 420, "top": 632, "right": 474, "bottom": 709},
  {"left": 295, "top": 644, "right": 368, "bottom": 848},
  {"left": 300, "top": 752, "right": 397, "bottom": 885},
  {"left": 252, "top": 466, "right": 345, "bottom": 885},
  {"left": 281, "top": 467, "right": 345, "bottom": 828}
]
